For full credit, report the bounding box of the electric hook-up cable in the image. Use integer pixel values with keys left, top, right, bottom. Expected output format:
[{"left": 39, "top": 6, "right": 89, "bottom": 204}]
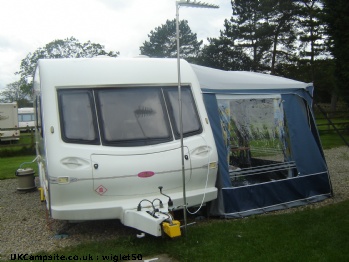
[{"left": 186, "top": 135, "right": 211, "bottom": 215}]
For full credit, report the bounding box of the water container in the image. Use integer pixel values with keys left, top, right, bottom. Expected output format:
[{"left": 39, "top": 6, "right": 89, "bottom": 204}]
[{"left": 16, "top": 168, "right": 36, "bottom": 192}]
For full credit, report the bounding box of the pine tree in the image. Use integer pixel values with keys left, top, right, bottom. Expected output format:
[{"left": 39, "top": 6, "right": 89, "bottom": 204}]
[
  {"left": 322, "top": 0, "right": 349, "bottom": 105},
  {"left": 140, "top": 19, "right": 202, "bottom": 63},
  {"left": 294, "top": 0, "right": 328, "bottom": 80}
]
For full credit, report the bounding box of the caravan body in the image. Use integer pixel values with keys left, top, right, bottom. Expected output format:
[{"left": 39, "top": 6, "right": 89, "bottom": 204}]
[
  {"left": 18, "top": 107, "right": 35, "bottom": 131},
  {"left": 0, "top": 102, "right": 19, "bottom": 141},
  {"left": 33, "top": 57, "right": 218, "bottom": 235}
]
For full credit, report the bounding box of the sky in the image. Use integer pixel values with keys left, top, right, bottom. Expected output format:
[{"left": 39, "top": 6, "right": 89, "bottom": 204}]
[{"left": 0, "top": 0, "right": 232, "bottom": 92}]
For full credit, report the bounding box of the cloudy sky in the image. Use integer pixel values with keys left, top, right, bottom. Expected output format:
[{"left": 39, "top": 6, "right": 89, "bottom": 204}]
[{"left": 0, "top": 0, "right": 232, "bottom": 92}]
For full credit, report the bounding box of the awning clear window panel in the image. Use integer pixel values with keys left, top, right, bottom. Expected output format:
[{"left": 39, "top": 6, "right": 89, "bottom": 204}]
[{"left": 217, "top": 96, "right": 297, "bottom": 187}]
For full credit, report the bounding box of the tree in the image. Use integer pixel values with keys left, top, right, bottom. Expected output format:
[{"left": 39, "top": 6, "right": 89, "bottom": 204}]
[
  {"left": 0, "top": 81, "right": 32, "bottom": 107},
  {"left": 294, "top": 0, "right": 328, "bottom": 80},
  {"left": 15, "top": 37, "right": 119, "bottom": 98},
  {"left": 197, "top": 25, "right": 252, "bottom": 71},
  {"left": 140, "top": 19, "right": 202, "bottom": 63},
  {"left": 203, "top": 0, "right": 297, "bottom": 73},
  {"left": 322, "top": 0, "right": 349, "bottom": 106},
  {"left": 266, "top": 0, "right": 298, "bottom": 75},
  {"left": 226, "top": 0, "right": 274, "bottom": 72}
]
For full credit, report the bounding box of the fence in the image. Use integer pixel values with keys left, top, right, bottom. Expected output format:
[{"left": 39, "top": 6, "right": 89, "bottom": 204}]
[
  {"left": 317, "top": 120, "right": 349, "bottom": 134},
  {"left": 315, "top": 107, "right": 349, "bottom": 134},
  {"left": 314, "top": 103, "right": 349, "bottom": 147}
]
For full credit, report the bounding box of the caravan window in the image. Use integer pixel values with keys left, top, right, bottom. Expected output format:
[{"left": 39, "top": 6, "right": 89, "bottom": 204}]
[
  {"left": 96, "top": 88, "right": 172, "bottom": 146},
  {"left": 57, "top": 86, "right": 202, "bottom": 146},
  {"left": 165, "top": 87, "right": 202, "bottom": 138},
  {"left": 58, "top": 90, "right": 99, "bottom": 144},
  {"left": 18, "top": 113, "right": 34, "bottom": 122}
]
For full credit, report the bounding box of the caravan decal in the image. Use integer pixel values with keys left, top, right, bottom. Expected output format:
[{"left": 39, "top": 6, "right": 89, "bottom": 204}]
[
  {"left": 95, "top": 185, "right": 108, "bottom": 195},
  {"left": 138, "top": 171, "right": 155, "bottom": 178}
]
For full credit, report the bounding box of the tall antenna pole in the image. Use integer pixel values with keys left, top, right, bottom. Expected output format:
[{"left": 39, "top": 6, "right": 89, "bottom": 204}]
[{"left": 175, "top": 0, "right": 219, "bottom": 236}]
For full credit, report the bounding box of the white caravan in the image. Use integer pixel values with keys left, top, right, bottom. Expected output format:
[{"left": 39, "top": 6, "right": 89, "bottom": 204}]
[
  {"left": 0, "top": 102, "right": 19, "bottom": 141},
  {"left": 18, "top": 107, "right": 35, "bottom": 131},
  {"left": 33, "top": 57, "right": 218, "bottom": 236}
]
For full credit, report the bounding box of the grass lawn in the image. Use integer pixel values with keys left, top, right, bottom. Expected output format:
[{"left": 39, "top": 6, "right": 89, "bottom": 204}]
[
  {"left": 0, "top": 132, "right": 35, "bottom": 158},
  {"left": 18, "top": 200, "right": 349, "bottom": 262},
  {"left": 316, "top": 118, "right": 349, "bottom": 148},
  {"left": 0, "top": 155, "right": 38, "bottom": 180},
  {"left": 320, "top": 133, "right": 349, "bottom": 149}
]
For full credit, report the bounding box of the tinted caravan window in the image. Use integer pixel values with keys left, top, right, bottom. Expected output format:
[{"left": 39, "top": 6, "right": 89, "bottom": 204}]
[
  {"left": 57, "top": 86, "right": 202, "bottom": 146},
  {"left": 96, "top": 88, "right": 172, "bottom": 146},
  {"left": 58, "top": 90, "right": 99, "bottom": 144},
  {"left": 165, "top": 87, "right": 202, "bottom": 138}
]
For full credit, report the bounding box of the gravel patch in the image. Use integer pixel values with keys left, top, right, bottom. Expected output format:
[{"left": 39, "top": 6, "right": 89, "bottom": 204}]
[
  {"left": 0, "top": 181, "right": 139, "bottom": 260},
  {"left": 0, "top": 146, "right": 348, "bottom": 260},
  {"left": 324, "top": 146, "right": 349, "bottom": 202}
]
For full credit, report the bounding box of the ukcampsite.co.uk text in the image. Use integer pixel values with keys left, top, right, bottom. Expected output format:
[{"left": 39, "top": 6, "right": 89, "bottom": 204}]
[{"left": 10, "top": 253, "right": 143, "bottom": 261}]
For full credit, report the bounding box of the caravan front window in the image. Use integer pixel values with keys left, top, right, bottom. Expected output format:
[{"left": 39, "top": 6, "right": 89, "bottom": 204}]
[
  {"left": 96, "top": 88, "right": 172, "bottom": 146},
  {"left": 57, "top": 86, "right": 202, "bottom": 146}
]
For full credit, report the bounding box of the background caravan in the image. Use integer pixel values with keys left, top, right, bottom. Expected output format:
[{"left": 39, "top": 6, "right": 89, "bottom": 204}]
[
  {"left": 0, "top": 102, "right": 19, "bottom": 141},
  {"left": 18, "top": 107, "right": 35, "bottom": 131},
  {"left": 33, "top": 57, "right": 218, "bottom": 237},
  {"left": 34, "top": 57, "right": 332, "bottom": 236}
]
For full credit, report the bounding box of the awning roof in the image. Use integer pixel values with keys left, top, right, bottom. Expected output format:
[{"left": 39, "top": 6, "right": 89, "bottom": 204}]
[{"left": 190, "top": 64, "right": 310, "bottom": 91}]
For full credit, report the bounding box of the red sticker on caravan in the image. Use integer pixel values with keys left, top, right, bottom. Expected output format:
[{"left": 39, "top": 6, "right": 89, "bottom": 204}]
[
  {"left": 95, "top": 185, "right": 108, "bottom": 195},
  {"left": 137, "top": 171, "right": 155, "bottom": 178}
]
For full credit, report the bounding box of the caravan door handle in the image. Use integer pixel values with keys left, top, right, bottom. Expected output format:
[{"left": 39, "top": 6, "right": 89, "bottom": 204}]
[{"left": 94, "top": 163, "right": 99, "bottom": 169}]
